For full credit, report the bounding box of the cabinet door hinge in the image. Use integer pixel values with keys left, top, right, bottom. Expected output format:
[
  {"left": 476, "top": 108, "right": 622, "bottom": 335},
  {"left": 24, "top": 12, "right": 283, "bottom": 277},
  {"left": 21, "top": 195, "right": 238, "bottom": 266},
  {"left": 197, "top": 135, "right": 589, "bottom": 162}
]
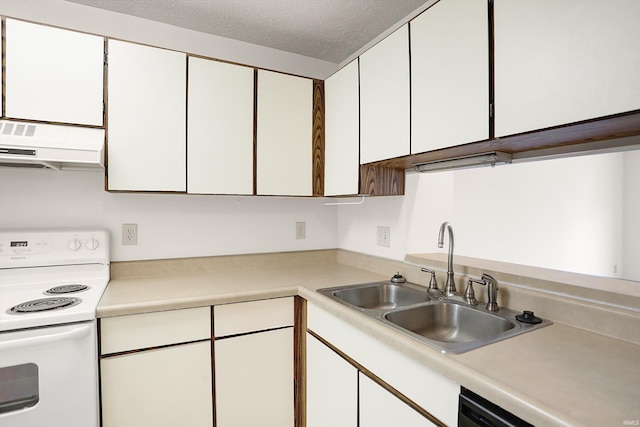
[
  {"left": 489, "top": 103, "right": 494, "bottom": 118},
  {"left": 104, "top": 52, "right": 108, "bottom": 65}
]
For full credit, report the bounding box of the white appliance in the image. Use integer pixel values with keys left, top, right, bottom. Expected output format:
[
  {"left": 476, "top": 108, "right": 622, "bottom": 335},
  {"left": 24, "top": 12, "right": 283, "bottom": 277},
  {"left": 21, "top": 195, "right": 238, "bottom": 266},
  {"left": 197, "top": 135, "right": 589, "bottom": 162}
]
[
  {"left": 0, "top": 120, "right": 105, "bottom": 170},
  {"left": 0, "top": 229, "right": 110, "bottom": 427}
]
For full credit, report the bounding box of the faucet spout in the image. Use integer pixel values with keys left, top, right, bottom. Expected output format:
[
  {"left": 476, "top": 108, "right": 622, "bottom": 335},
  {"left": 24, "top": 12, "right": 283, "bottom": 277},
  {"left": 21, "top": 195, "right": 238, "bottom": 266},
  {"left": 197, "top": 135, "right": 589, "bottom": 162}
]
[{"left": 438, "top": 222, "right": 457, "bottom": 296}]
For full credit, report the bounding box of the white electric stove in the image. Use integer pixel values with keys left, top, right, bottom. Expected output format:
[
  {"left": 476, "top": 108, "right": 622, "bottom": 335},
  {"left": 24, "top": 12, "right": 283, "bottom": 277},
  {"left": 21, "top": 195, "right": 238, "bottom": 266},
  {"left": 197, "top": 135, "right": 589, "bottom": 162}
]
[{"left": 0, "top": 229, "right": 110, "bottom": 427}]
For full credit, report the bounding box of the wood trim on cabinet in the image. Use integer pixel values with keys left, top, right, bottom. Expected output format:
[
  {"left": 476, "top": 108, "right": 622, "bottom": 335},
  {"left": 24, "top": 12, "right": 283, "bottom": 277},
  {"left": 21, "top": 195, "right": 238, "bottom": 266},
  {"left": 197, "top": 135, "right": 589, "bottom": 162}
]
[
  {"left": 359, "top": 164, "right": 405, "bottom": 196},
  {"left": 312, "top": 80, "right": 325, "bottom": 196},
  {"left": 307, "top": 329, "right": 446, "bottom": 427},
  {"left": 253, "top": 68, "right": 258, "bottom": 195},
  {"left": 211, "top": 306, "right": 217, "bottom": 427},
  {"left": 1, "top": 18, "right": 6, "bottom": 117},
  {"left": 294, "top": 297, "right": 307, "bottom": 427},
  {"left": 488, "top": 0, "right": 495, "bottom": 139},
  {"left": 366, "top": 108, "right": 640, "bottom": 170}
]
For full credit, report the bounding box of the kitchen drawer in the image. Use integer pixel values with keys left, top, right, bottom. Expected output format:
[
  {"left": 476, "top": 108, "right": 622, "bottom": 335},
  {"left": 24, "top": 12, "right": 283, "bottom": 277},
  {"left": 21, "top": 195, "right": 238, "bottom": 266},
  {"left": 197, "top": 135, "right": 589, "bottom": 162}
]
[
  {"left": 100, "top": 307, "right": 211, "bottom": 355},
  {"left": 214, "top": 297, "right": 293, "bottom": 337}
]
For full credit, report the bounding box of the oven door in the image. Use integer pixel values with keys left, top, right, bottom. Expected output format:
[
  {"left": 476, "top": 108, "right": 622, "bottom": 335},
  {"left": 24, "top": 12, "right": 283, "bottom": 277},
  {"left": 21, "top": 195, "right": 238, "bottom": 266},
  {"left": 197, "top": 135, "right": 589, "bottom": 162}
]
[{"left": 0, "top": 321, "right": 99, "bottom": 427}]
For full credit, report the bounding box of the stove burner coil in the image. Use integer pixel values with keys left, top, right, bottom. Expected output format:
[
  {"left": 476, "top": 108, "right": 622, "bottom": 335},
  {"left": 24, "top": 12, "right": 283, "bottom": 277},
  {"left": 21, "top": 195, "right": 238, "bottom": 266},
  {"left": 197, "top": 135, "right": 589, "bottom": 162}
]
[
  {"left": 8, "top": 297, "right": 82, "bottom": 314},
  {"left": 45, "top": 284, "right": 89, "bottom": 295}
]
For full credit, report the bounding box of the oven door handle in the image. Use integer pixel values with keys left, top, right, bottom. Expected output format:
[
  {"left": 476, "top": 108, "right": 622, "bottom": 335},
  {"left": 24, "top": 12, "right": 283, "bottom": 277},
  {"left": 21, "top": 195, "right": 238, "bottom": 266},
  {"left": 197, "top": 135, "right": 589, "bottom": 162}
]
[{"left": 0, "top": 324, "right": 92, "bottom": 351}]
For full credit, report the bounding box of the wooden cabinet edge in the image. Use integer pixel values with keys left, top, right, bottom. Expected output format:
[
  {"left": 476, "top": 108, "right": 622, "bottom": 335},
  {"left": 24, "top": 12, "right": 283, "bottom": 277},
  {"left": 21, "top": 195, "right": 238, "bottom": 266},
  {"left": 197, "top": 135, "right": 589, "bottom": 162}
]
[
  {"left": 359, "top": 165, "right": 405, "bottom": 196},
  {"left": 367, "top": 109, "right": 640, "bottom": 171}
]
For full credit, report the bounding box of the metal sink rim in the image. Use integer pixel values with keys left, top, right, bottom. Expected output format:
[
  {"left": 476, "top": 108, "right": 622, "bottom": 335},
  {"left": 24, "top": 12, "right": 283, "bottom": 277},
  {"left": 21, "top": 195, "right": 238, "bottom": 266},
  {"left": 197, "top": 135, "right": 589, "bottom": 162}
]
[{"left": 317, "top": 281, "right": 552, "bottom": 354}]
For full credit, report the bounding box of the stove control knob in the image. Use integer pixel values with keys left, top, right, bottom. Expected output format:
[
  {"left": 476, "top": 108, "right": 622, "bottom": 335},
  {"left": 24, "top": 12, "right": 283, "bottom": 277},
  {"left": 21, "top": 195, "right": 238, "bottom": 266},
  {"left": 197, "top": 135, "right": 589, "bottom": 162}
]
[
  {"left": 86, "top": 238, "right": 99, "bottom": 251},
  {"left": 67, "top": 239, "right": 81, "bottom": 251}
]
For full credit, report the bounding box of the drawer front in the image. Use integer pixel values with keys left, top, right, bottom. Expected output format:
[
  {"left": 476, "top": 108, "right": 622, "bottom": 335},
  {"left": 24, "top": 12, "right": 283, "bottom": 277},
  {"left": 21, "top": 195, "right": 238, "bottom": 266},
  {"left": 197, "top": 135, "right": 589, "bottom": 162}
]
[
  {"left": 100, "top": 307, "right": 211, "bottom": 354},
  {"left": 214, "top": 297, "right": 294, "bottom": 338}
]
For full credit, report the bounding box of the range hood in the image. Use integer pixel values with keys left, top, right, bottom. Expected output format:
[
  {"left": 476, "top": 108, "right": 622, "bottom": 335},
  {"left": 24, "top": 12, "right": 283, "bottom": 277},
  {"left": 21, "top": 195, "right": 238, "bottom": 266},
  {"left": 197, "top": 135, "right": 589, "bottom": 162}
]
[{"left": 0, "top": 120, "right": 105, "bottom": 171}]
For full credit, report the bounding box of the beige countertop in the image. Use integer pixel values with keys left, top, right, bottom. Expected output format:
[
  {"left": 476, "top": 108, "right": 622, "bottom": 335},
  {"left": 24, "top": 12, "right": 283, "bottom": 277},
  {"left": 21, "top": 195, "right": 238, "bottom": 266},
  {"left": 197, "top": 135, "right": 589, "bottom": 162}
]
[{"left": 98, "top": 254, "right": 640, "bottom": 427}]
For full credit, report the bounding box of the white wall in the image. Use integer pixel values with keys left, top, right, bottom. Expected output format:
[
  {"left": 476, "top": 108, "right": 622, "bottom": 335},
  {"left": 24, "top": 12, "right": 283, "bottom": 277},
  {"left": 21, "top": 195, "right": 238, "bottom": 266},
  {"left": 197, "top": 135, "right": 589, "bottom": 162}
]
[
  {"left": 0, "top": 168, "right": 338, "bottom": 262},
  {"left": 339, "top": 151, "right": 632, "bottom": 280},
  {"left": 623, "top": 150, "right": 640, "bottom": 280},
  {"left": 0, "top": 0, "right": 337, "bottom": 80}
]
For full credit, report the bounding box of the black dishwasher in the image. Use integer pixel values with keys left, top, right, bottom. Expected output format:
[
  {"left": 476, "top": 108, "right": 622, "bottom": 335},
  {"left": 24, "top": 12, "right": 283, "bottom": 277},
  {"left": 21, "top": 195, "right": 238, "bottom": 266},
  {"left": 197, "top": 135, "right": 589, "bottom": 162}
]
[{"left": 459, "top": 388, "right": 534, "bottom": 427}]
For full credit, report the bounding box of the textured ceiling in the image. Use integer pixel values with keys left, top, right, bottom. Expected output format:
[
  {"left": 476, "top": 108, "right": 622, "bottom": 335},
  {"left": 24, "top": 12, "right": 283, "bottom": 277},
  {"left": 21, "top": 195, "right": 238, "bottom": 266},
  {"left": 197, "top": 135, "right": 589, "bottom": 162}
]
[{"left": 64, "top": 0, "right": 429, "bottom": 63}]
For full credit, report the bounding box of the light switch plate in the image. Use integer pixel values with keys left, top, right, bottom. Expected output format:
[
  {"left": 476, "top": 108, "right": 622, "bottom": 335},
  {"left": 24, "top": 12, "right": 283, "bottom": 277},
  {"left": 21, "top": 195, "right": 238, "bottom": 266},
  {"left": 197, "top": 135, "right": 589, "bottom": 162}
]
[{"left": 377, "top": 226, "right": 390, "bottom": 247}]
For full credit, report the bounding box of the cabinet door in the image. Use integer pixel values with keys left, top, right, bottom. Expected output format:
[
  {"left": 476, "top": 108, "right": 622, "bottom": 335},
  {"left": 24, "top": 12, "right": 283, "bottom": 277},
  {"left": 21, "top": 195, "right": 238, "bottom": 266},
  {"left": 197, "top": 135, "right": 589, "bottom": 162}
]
[
  {"left": 107, "top": 40, "right": 186, "bottom": 191},
  {"left": 359, "top": 373, "right": 436, "bottom": 427},
  {"left": 256, "top": 70, "right": 312, "bottom": 196},
  {"left": 100, "top": 342, "right": 213, "bottom": 427},
  {"left": 4, "top": 19, "right": 104, "bottom": 126},
  {"left": 187, "top": 57, "right": 254, "bottom": 195},
  {"left": 360, "top": 24, "right": 410, "bottom": 164},
  {"left": 306, "top": 333, "right": 358, "bottom": 427},
  {"left": 215, "top": 328, "right": 294, "bottom": 427},
  {"left": 494, "top": 0, "right": 640, "bottom": 137},
  {"left": 324, "top": 60, "right": 360, "bottom": 196},
  {"left": 411, "top": 0, "right": 488, "bottom": 153}
]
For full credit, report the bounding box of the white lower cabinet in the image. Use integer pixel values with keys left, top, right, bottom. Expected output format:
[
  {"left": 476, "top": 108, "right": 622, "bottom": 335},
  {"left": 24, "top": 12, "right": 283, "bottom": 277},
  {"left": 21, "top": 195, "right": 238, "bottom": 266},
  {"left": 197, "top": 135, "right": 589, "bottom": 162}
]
[
  {"left": 359, "top": 373, "right": 435, "bottom": 427},
  {"left": 100, "top": 342, "right": 213, "bottom": 427},
  {"left": 215, "top": 328, "right": 294, "bottom": 427},
  {"left": 99, "top": 307, "right": 213, "bottom": 427},
  {"left": 307, "top": 302, "right": 459, "bottom": 426},
  {"left": 214, "top": 297, "right": 295, "bottom": 427},
  {"left": 307, "top": 333, "right": 358, "bottom": 427}
]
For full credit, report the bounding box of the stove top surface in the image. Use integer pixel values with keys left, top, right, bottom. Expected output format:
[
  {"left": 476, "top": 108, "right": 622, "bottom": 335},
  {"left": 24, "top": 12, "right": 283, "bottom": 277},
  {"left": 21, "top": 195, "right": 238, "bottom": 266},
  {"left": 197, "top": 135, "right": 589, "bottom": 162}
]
[{"left": 0, "top": 229, "right": 110, "bottom": 332}]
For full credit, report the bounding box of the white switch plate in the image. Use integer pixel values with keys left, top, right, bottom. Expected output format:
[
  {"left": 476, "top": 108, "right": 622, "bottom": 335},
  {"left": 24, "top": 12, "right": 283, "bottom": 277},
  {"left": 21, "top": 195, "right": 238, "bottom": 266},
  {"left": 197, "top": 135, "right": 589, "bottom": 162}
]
[
  {"left": 296, "top": 222, "right": 306, "bottom": 239},
  {"left": 122, "top": 223, "right": 138, "bottom": 246},
  {"left": 377, "top": 226, "right": 390, "bottom": 247}
]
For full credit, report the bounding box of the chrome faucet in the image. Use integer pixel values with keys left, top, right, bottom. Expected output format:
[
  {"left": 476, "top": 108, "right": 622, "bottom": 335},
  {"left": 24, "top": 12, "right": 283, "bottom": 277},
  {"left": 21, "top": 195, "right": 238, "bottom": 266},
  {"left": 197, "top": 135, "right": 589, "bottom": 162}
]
[
  {"left": 438, "top": 222, "right": 456, "bottom": 296},
  {"left": 465, "top": 273, "right": 500, "bottom": 311}
]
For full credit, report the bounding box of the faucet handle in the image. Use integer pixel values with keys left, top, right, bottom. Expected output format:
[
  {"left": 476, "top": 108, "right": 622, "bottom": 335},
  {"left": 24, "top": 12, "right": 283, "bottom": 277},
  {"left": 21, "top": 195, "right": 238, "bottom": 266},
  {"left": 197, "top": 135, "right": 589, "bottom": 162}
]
[
  {"left": 481, "top": 273, "right": 500, "bottom": 312},
  {"left": 420, "top": 267, "right": 438, "bottom": 291},
  {"left": 464, "top": 277, "right": 486, "bottom": 306}
]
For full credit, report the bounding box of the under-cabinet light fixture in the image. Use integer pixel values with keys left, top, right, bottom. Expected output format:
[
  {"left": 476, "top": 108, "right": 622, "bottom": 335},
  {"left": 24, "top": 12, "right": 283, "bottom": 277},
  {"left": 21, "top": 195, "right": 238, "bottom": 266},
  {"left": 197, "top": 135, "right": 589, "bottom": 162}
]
[{"left": 414, "top": 151, "right": 513, "bottom": 173}]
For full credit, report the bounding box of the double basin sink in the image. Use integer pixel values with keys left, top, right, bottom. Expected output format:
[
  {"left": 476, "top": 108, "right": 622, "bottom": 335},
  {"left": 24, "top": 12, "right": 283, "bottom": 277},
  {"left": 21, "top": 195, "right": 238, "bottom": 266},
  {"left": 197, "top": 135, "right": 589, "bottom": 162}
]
[{"left": 318, "top": 281, "right": 551, "bottom": 354}]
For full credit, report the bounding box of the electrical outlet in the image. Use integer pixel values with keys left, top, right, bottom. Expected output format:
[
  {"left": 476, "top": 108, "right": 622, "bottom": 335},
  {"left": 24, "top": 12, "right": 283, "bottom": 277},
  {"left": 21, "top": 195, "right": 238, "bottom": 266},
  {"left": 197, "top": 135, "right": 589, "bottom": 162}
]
[
  {"left": 377, "top": 226, "right": 390, "bottom": 247},
  {"left": 296, "top": 222, "right": 306, "bottom": 240},
  {"left": 122, "top": 223, "right": 138, "bottom": 246}
]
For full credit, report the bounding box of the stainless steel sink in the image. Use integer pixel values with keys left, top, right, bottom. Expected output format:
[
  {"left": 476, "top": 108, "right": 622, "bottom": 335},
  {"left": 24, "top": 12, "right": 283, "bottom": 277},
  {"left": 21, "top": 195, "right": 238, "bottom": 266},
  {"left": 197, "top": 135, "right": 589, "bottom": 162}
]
[
  {"left": 318, "top": 282, "right": 552, "bottom": 354},
  {"left": 384, "top": 302, "right": 516, "bottom": 343},
  {"left": 319, "top": 282, "right": 431, "bottom": 311}
]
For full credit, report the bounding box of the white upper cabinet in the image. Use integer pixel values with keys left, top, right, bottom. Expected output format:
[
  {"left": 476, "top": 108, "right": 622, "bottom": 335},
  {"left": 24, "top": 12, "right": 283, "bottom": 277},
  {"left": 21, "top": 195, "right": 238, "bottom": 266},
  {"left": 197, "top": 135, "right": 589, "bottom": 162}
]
[
  {"left": 324, "top": 60, "right": 360, "bottom": 196},
  {"left": 360, "top": 24, "right": 410, "bottom": 164},
  {"left": 187, "top": 57, "right": 254, "bottom": 195},
  {"left": 494, "top": 0, "right": 640, "bottom": 137},
  {"left": 411, "top": 0, "right": 489, "bottom": 153},
  {"left": 256, "top": 70, "right": 312, "bottom": 196},
  {"left": 107, "top": 40, "right": 186, "bottom": 192},
  {"left": 4, "top": 19, "right": 104, "bottom": 126}
]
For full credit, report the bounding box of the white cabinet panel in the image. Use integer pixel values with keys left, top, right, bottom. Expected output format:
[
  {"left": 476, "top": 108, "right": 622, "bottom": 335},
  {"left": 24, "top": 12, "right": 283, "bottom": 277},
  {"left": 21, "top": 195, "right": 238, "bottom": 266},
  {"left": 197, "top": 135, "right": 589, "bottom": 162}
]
[
  {"left": 306, "top": 333, "right": 358, "bottom": 427},
  {"left": 360, "top": 24, "right": 410, "bottom": 164},
  {"left": 100, "top": 342, "right": 213, "bottom": 427},
  {"left": 494, "top": 0, "right": 640, "bottom": 137},
  {"left": 359, "top": 373, "right": 435, "bottom": 427},
  {"left": 257, "top": 70, "right": 312, "bottom": 196},
  {"left": 4, "top": 19, "right": 104, "bottom": 126},
  {"left": 215, "top": 328, "right": 294, "bottom": 427},
  {"left": 107, "top": 40, "right": 186, "bottom": 191},
  {"left": 187, "top": 57, "right": 254, "bottom": 194},
  {"left": 308, "top": 302, "right": 459, "bottom": 426},
  {"left": 214, "top": 297, "right": 293, "bottom": 337},
  {"left": 324, "top": 60, "right": 360, "bottom": 196},
  {"left": 100, "top": 307, "right": 211, "bottom": 354},
  {"left": 411, "top": 0, "right": 488, "bottom": 153}
]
